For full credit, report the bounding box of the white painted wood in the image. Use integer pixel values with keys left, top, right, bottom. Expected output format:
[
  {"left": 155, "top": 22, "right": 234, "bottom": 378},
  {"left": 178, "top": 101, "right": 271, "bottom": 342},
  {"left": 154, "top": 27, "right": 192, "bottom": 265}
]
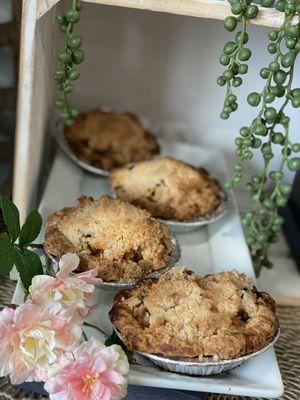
[
  {"left": 14, "top": 1, "right": 58, "bottom": 221},
  {"left": 13, "top": 0, "right": 38, "bottom": 221},
  {"left": 85, "top": 0, "right": 285, "bottom": 28},
  {"left": 37, "top": 0, "right": 285, "bottom": 28},
  {"left": 37, "top": 0, "right": 60, "bottom": 19}
]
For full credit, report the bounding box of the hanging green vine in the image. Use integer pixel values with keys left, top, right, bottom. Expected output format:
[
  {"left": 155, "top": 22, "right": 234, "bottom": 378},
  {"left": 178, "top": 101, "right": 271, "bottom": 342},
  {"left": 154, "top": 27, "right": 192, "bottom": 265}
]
[
  {"left": 54, "top": 0, "right": 84, "bottom": 125},
  {"left": 218, "top": 0, "right": 300, "bottom": 275}
]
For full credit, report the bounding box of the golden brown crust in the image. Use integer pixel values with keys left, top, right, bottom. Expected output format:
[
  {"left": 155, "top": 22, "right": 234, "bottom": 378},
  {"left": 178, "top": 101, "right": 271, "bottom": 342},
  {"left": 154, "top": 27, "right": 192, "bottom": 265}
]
[
  {"left": 110, "top": 157, "right": 222, "bottom": 221},
  {"left": 109, "top": 268, "right": 279, "bottom": 359},
  {"left": 44, "top": 195, "right": 173, "bottom": 283},
  {"left": 65, "top": 109, "right": 159, "bottom": 171}
]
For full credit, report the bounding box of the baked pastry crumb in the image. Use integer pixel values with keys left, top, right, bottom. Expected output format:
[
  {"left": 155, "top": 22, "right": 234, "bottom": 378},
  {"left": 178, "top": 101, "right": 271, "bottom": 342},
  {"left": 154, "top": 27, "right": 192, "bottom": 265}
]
[
  {"left": 110, "top": 157, "right": 222, "bottom": 221},
  {"left": 64, "top": 109, "right": 159, "bottom": 171},
  {"left": 44, "top": 195, "right": 173, "bottom": 283},
  {"left": 109, "top": 268, "right": 279, "bottom": 359}
]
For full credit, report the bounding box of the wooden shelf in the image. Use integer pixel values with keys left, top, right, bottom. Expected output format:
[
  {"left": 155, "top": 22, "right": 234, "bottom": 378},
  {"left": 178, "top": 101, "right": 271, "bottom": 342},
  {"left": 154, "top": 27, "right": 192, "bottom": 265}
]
[{"left": 39, "top": 0, "right": 284, "bottom": 27}]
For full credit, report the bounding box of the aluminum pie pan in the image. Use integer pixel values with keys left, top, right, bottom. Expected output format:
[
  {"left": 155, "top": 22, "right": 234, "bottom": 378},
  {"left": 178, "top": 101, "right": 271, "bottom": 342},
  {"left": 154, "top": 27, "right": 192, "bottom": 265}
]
[
  {"left": 156, "top": 189, "right": 228, "bottom": 234},
  {"left": 44, "top": 234, "right": 180, "bottom": 291},
  {"left": 114, "top": 329, "right": 280, "bottom": 376},
  {"left": 111, "top": 189, "right": 228, "bottom": 234},
  {"left": 55, "top": 121, "right": 110, "bottom": 177},
  {"left": 55, "top": 110, "right": 156, "bottom": 178}
]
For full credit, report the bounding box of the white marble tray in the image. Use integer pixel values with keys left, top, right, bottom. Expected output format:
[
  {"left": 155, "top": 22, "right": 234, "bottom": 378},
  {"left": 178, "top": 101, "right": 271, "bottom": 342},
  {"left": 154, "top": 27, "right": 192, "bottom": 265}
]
[{"left": 29, "top": 141, "right": 283, "bottom": 398}]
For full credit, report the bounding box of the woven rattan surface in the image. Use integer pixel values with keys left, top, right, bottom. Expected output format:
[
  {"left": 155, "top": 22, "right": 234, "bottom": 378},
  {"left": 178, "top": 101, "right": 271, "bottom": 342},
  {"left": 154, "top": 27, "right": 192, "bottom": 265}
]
[{"left": 0, "top": 275, "right": 299, "bottom": 399}]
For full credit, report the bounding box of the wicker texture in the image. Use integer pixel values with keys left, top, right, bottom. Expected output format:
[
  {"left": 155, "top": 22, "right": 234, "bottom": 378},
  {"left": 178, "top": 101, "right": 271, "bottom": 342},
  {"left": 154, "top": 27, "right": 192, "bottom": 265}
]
[{"left": 0, "top": 275, "right": 299, "bottom": 399}]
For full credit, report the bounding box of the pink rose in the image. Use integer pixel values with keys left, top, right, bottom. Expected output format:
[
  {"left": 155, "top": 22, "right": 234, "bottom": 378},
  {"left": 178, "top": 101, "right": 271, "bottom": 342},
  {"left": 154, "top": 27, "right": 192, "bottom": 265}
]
[
  {"left": 45, "top": 337, "right": 129, "bottom": 400},
  {"left": 0, "top": 301, "right": 82, "bottom": 384},
  {"left": 0, "top": 307, "right": 15, "bottom": 377},
  {"left": 29, "top": 253, "right": 102, "bottom": 316}
]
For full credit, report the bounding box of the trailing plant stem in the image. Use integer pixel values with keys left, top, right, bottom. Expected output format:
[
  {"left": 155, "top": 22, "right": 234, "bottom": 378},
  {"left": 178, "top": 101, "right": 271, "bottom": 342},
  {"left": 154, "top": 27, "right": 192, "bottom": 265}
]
[{"left": 83, "top": 322, "right": 109, "bottom": 337}]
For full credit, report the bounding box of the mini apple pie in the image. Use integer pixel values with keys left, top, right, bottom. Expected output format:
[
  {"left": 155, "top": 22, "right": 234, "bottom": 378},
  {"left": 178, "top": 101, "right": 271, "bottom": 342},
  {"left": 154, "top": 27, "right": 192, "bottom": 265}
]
[
  {"left": 109, "top": 268, "right": 279, "bottom": 360},
  {"left": 44, "top": 195, "right": 173, "bottom": 283},
  {"left": 64, "top": 109, "right": 159, "bottom": 171},
  {"left": 111, "top": 157, "right": 222, "bottom": 221}
]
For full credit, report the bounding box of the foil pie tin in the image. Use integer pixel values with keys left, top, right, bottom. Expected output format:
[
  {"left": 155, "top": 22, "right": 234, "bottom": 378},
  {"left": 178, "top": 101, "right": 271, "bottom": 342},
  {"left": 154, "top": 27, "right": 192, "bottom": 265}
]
[
  {"left": 55, "top": 111, "right": 155, "bottom": 178},
  {"left": 45, "top": 234, "right": 180, "bottom": 291},
  {"left": 115, "top": 329, "right": 280, "bottom": 376},
  {"left": 111, "top": 189, "right": 228, "bottom": 234},
  {"left": 55, "top": 121, "right": 110, "bottom": 177},
  {"left": 156, "top": 189, "right": 228, "bottom": 234}
]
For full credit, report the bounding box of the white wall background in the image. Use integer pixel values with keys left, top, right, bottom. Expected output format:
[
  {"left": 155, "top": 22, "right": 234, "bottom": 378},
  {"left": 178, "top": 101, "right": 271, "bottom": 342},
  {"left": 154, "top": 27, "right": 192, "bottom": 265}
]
[{"left": 67, "top": 2, "right": 300, "bottom": 182}]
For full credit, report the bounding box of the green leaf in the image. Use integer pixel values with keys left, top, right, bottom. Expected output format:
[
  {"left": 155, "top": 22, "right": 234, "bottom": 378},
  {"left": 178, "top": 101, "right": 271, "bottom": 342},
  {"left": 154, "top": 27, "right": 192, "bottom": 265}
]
[
  {"left": 0, "top": 248, "right": 16, "bottom": 274},
  {"left": 0, "top": 233, "right": 14, "bottom": 274},
  {"left": 0, "top": 196, "right": 20, "bottom": 242},
  {"left": 19, "top": 210, "right": 42, "bottom": 247},
  {"left": 105, "top": 331, "right": 134, "bottom": 363},
  {"left": 0, "top": 233, "right": 13, "bottom": 256},
  {"left": 14, "top": 248, "right": 43, "bottom": 291}
]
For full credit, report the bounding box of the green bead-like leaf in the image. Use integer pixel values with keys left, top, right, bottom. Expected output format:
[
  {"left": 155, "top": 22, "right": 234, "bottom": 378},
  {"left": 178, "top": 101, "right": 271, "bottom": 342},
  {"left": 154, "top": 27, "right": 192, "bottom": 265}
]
[
  {"left": 70, "top": 108, "right": 80, "bottom": 118},
  {"left": 238, "top": 48, "right": 252, "bottom": 61},
  {"left": 14, "top": 248, "right": 43, "bottom": 291},
  {"left": 68, "top": 68, "right": 80, "bottom": 81},
  {"left": 224, "top": 16, "right": 237, "bottom": 32},
  {"left": 224, "top": 180, "right": 233, "bottom": 189},
  {"left": 65, "top": 118, "right": 75, "bottom": 126},
  {"left": 279, "top": 183, "right": 292, "bottom": 195},
  {"left": 275, "top": 0, "right": 287, "bottom": 11},
  {"left": 68, "top": 36, "right": 82, "bottom": 49},
  {"left": 0, "top": 196, "right": 20, "bottom": 242},
  {"left": 66, "top": 9, "right": 80, "bottom": 23},
  {"left": 72, "top": 49, "right": 85, "bottom": 64},
  {"left": 268, "top": 30, "right": 278, "bottom": 40},
  {"left": 19, "top": 210, "right": 43, "bottom": 247},
  {"left": 235, "top": 31, "right": 249, "bottom": 44},
  {"left": 217, "top": 76, "right": 226, "bottom": 86},
  {"left": 55, "top": 12, "right": 65, "bottom": 25},
  {"left": 76, "top": 0, "right": 83, "bottom": 11},
  {"left": 232, "top": 77, "right": 242, "bottom": 87},
  {"left": 287, "top": 157, "right": 300, "bottom": 171},
  {"left": 245, "top": 4, "right": 258, "bottom": 19},
  {"left": 223, "top": 41, "right": 237, "bottom": 55},
  {"left": 55, "top": 99, "right": 65, "bottom": 108},
  {"left": 247, "top": 92, "right": 261, "bottom": 107},
  {"left": 231, "top": 2, "right": 243, "bottom": 14},
  {"left": 292, "top": 143, "right": 300, "bottom": 152}
]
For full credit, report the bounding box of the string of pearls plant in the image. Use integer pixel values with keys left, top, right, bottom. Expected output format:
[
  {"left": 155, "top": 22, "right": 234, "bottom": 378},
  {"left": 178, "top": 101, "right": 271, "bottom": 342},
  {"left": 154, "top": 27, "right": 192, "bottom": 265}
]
[
  {"left": 218, "top": 0, "right": 300, "bottom": 275},
  {"left": 54, "top": 0, "right": 83, "bottom": 125}
]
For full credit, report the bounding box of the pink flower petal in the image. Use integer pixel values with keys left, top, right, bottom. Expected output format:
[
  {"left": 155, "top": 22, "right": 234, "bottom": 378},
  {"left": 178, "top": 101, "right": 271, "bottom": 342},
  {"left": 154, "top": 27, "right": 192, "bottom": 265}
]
[
  {"left": 45, "top": 338, "right": 129, "bottom": 400},
  {"left": 0, "top": 300, "right": 82, "bottom": 384},
  {"left": 14, "top": 301, "right": 39, "bottom": 328},
  {"left": 57, "top": 254, "right": 80, "bottom": 279},
  {"left": 75, "top": 269, "right": 103, "bottom": 285}
]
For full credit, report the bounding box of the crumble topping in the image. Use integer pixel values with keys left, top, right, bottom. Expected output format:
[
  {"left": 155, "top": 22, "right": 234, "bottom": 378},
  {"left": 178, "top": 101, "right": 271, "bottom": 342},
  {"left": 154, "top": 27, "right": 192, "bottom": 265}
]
[
  {"left": 65, "top": 109, "right": 159, "bottom": 171},
  {"left": 111, "top": 157, "right": 222, "bottom": 221},
  {"left": 109, "top": 268, "right": 279, "bottom": 359},
  {"left": 44, "top": 195, "right": 173, "bottom": 283}
]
